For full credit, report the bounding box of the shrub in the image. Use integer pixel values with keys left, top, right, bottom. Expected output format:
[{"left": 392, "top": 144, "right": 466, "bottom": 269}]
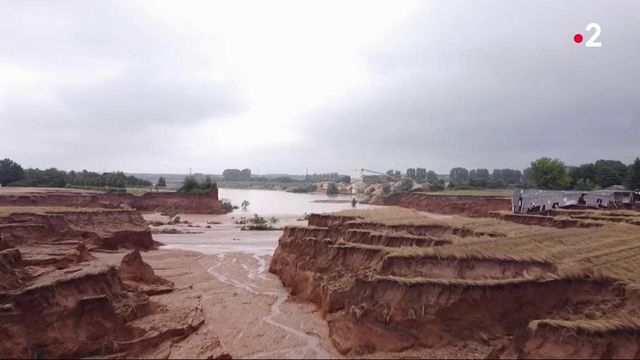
[
  {"left": 0, "top": 158, "right": 24, "bottom": 186},
  {"left": 326, "top": 182, "right": 339, "bottom": 195},
  {"left": 160, "top": 207, "right": 179, "bottom": 223},
  {"left": 178, "top": 176, "right": 217, "bottom": 194}
]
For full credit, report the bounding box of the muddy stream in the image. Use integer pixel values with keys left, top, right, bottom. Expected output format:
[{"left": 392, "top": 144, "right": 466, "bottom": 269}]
[
  {"left": 150, "top": 189, "right": 375, "bottom": 358},
  {"left": 207, "top": 253, "right": 331, "bottom": 359}
]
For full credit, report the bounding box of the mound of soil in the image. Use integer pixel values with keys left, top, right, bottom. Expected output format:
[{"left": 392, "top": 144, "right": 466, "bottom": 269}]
[
  {"left": 0, "top": 188, "right": 228, "bottom": 214},
  {"left": 119, "top": 249, "right": 174, "bottom": 295},
  {"left": 0, "top": 208, "right": 154, "bottom": 250},
  {"left": 384, "top": 192, "right": 511, "bottom": 217},
  {"left": 0, "top": 206, "right": 226, "bottom": 358}
]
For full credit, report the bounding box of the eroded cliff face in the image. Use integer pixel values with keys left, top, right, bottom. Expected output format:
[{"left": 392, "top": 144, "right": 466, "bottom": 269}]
[
  {"left": 0, "top": 188, "right": 227, "bottom": 214},
  {"left": 0, "top": 208, "right": 154, "bottom": 250},
  {"left": 270, "top": 213, "right": 640, "bottom": 358},
  {"left": 0, "top": 206, "right": 227, "bottom": 359},
  {"left": 384, "top": 192, "right": 511, "bottom": 217}
]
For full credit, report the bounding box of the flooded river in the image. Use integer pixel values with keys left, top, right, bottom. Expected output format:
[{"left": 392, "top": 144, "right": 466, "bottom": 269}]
[
  {"left": 218, "top": 188, "right": 367, "bottom": 217},
  {"left": 149, "top": 189, "right": 377, "bottom": 358},
  {"left": 158, "top": 188, "right": 374, "bottom": 255}
]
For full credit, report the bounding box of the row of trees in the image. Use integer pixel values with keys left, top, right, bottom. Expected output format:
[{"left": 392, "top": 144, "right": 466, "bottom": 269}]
[
  {"left": 221, "top": 169, "right": 351, "bottom": 184},
  {"left": 393, "top": 167, "right": 523, "bottom": 189},
  {"left": 391, "top": 156, "right": 640, "bottom": 191},
  {"left": 0, "top": 158, "right": 152, "bottom": 188},
  {"left": 527, "top": 157, "right": 640, "bottom": 190},
  {"left": 222, "top": 168, "right": 252, "bottom": 181},
  {"left": 448, "top": 167, "right": 523, "bottom": 188}
]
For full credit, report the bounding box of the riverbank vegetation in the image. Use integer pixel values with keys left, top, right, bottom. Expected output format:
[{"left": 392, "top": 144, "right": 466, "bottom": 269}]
[
  {"left": 0, "top": 158, "right": 152, "bottom": 189},
  {"left": 236, "top": 214, "right": 280, "bottom": 230}
]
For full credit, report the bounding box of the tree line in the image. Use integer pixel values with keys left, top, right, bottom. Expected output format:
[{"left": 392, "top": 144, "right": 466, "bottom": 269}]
[
  {"left": 221, "top": 168, "right": 351, "bottom": 184},
  {"left": 526, "top": 157, "right": 640, "bottom": 190},
  {"left": 392, "top": 156, "right": 640, "bottom": 191},
  {"left": 0, "top": 158, "right": 152, "bottom": 188}
]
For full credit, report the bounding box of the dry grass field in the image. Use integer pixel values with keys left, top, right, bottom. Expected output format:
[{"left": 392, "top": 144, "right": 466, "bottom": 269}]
[{"left": 271, "top": 206, "right": 640, "bottom": 357}]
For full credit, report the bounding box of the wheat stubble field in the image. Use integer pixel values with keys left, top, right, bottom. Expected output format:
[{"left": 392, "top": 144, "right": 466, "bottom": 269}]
[{"left": 270, "top": 206, "right": 640, "bottom": 358}]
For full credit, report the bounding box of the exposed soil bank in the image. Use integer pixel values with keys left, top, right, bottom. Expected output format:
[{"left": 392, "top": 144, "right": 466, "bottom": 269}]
[
  {"left": 0, "top": 208, "right": 154, "bottom": 250},
  {"left": 0, "top": 206, "right": 229, "bottom": 358},
  {"left": 489, "top": 211, "right": 603, "bottom": 228},
  {"left": 384, "top": 192, "right": 511, "bottom": 217},
  {"left": 0, "top": 187, "right": 227, "bottom": 214},
  {"left": 270, "top": 212, "right": 640, "bottom": 358}
]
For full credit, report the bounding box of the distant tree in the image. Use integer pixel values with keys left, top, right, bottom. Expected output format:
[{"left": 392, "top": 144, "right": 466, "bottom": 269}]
[
  {"left": 340, "top": 176, "right": 351, "bottom": 184},
  {"left": 0, "top": 158, "right": 25, "bottom": 186},
  {"left": 425, "top": 170, "right": 439, "bottom": 184},
  {"left": 625, "top": 157, "right": 640, "bottom": 190},
  {"left": 240, "top": 168, "right": 252, "bottom": 180},
  {"left": 223, "top": 169, "right": 241, "bottom": 181},
  {"left": 428, "top": 180, "right": 445, "bottom": 192},
  {"left": 351, "top": 198, "right": 357, "bottom": 207},
  {"left": 405, "top": 168, "right": 416, "bottom": 180},
  {"left": 569, "top": 164, "right": 597, "bottom": 187},
  {"left": 575, "top": 178, "right": 597, "bottom": 191},
  {"left": 415, "top": 168, "right": 427, "bottom": 183},
  {"left": 469, "top": 168, "right": 490, "bottom": 187},
  {"left": 179, "top": 176, "right": 199, "bottom": 193},
  {"left": 20, "top": 167, "right": 67, "bottom": 187},
  {"left": 449, "top": 167, "right": 469, "bottom": 186},
  {"left": 272, "top": 176, "right": 295, "bottom": 183},
  {"left": 201, "top": 175, "right": 213, "bottom": 190},
  {"left": 488, "top": 168, "right": 522, "bottom": 188},
  {"left": 157, "top": 177, "right": 167, "bottom": 187},
  {"left": 178, "top": 176, "right": 216, "bottom": 193},
  {"left": 593, "top": 160, "right": 628, "bottom": 188},
  {"left": 241, "top": 200, "right": 250, "bottom": 211},
  {"left": 223, "top": 168, "right": 252, "bottom": 181},
  {"left": 522, "top": 167, "right": 535, "bottom": 188},
  {"left": 385, "top": 169, "right": 395, "bottom": 177},
  {"left": 528, "top": 157, "right": 571, "bottom": 190},
  {"left": 400, "top": 178, "right": 413, "bottom": 192},
  {"left": 326, "top": 182, "right": 339, "bottom": 195}
]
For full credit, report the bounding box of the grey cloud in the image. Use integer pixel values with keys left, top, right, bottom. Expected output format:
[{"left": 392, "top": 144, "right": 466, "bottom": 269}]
[
  {"left": 1, "top": 0, "right": 639, "bottom": 174},
  {"left": 60, "top": 67, "right": 242, "bottom": 127},
  {"left": 0, "top": 0, "right": 244, "bottom": 171},
  {"left": 301, "top": 1, "right": 640, "bottom": 173}
]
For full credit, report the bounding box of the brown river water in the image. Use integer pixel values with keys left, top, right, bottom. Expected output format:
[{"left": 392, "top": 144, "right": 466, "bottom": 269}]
[{"left": 148, "top": 189, "right": 376, "bottom": 358}]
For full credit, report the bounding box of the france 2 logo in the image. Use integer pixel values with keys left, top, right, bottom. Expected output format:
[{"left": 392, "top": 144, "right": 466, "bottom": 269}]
[{"left": 573, "top": 23, "right": 602, "bottom": 47}]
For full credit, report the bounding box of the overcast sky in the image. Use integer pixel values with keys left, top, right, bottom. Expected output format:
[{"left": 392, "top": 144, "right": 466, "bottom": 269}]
[{"left": 1, "top": 0, "right": 638, "bottom": 175}]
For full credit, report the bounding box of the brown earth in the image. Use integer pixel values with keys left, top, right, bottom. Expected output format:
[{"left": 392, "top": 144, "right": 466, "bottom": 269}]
[
  {"left": 0, "top": 204, "right": 229, "bottom": 359},
  {"left": 490, "top": 208, "right": 640, "bottom": 228},
  {"left": 384, "top": 192, "right": 511, "bottom": 217},
  {"left": 0, "top": 187, "right": 228, "bottom": 214},
  {"left": 270, "top": 208, "right": 640, "bottom": 358}
]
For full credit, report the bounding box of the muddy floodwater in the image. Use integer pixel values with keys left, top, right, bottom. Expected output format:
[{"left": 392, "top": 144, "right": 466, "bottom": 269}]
[
  {"left": 148, "top": 189, "right": 376, "bottom": 358},
  {"left": 218, "top": 188, "right": 365, "bottom": 216}
]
